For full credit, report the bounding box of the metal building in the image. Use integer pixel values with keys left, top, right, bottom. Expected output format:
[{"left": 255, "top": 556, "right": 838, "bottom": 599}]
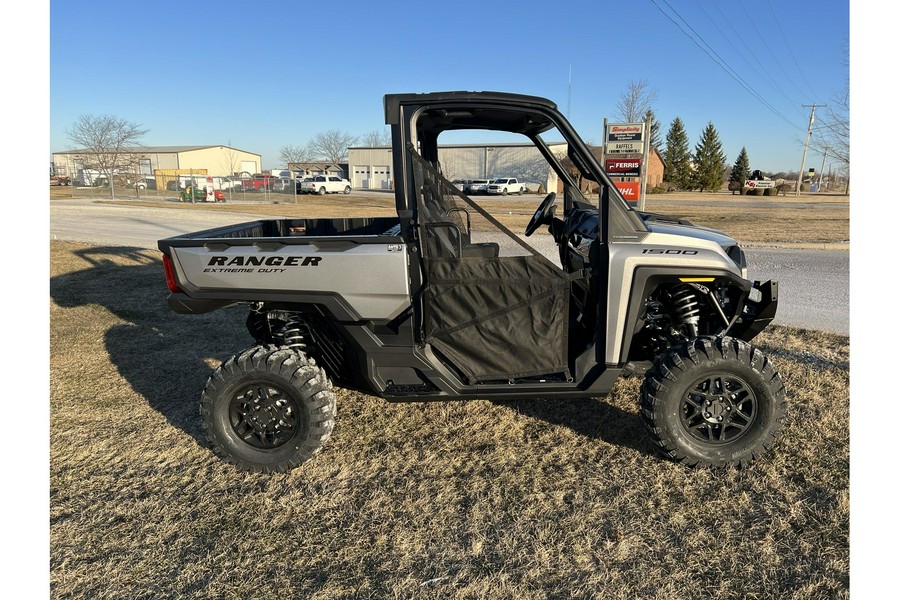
[
  {"left": 51, "top": 145, "right": 261, "bottom": 185},
  {"left": 348, "top": 142, "right": 567, "bottom": 191}
]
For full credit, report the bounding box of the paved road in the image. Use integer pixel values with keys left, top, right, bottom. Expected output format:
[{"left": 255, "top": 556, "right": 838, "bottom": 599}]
[
  {"left": 745, "top": 247, "right": 848, "bottom": 335},
  {"left": 49, "top": 199, "right": 849, "bottom": 335}
]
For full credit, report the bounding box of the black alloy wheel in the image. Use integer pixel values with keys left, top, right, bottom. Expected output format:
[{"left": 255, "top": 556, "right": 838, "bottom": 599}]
[
  {"left": 640, "top": 336, "right": 786, "bottom": 468},
  {"left": 679, "top": 373, "right": 757, "bottom": 444}
]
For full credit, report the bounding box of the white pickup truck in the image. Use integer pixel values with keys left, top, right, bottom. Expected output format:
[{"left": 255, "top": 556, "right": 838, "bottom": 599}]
[
  {"left": 487, "top": 177, "right": 526, "bottom": 195},
  {"left": 299, "top": 175, "right": 352, "bottom": 195}
]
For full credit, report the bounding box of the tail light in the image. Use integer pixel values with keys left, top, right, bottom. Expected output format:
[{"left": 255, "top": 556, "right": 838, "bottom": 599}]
[{"left": 162, "top": 254, "right": 182, "bottom": 293}]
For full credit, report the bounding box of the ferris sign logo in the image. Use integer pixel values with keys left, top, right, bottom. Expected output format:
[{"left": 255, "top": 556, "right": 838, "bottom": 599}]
[{"left": 606, "top": 158, "right": 642, "bottom": 177}]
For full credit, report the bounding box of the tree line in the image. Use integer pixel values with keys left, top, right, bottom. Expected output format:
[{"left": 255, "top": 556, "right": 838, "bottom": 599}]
[
  {"left": 278, "top": 128, "right": 390, "bottom": 166},
  {"left": 617, "top": 78, "right": 848, "bottom": 193}
]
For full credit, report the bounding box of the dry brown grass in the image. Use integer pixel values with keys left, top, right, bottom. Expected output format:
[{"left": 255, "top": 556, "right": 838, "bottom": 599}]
[
  {"left": 641, "top": 199, "right": 849, "bottom": 246},
  {"left": 51, "top": 185, "right": 849, "bottom": 247},
  {"left": 50, "top": 241, "right": 848, "bottom": 599}
]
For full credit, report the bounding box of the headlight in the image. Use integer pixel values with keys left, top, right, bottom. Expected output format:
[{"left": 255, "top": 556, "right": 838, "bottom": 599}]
[{"left": 726, "top": 245, "right": 748, "bottom": 279}]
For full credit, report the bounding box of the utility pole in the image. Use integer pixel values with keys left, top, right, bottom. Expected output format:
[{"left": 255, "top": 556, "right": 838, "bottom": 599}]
[
  {"left": 817, "top": 146, "right": 829, "bottom": 192},
  {"left": 796, "top": 103, "right": 824, "bottom": 197}
]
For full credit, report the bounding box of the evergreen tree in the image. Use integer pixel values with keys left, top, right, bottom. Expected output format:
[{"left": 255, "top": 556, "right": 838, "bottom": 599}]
[
  {"left": 646, "top": 108, "right": 662, "bottom": 149},
  {"left": 729, "top": 146, "right": 751, "bottom": 193},
  {"left": 663, "top": 117, "right": 691, "bottom": 189},
  {"left": 692, "top": 122, "right": 727, "bottom": 192}
]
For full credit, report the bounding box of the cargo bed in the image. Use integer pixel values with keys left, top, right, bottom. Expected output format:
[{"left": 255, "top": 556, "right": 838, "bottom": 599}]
[{"left": 158, "top": 217, "right": 409, "bottom": 320}]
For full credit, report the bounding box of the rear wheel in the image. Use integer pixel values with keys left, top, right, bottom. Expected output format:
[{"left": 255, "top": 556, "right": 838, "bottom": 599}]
[
  {"left": 640, "top": 336, "right": 786, "bottom": 468},
  {"left": 318, "top": 186, "right": 327, "bottom": 195},
  {"left": 200, "top": 345, "right": 335, "bottom": 472}
]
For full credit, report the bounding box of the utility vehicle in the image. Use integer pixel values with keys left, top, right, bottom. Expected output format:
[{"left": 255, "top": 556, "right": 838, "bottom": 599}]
[{"left": 158, "top": 91, "right": 785, "bottom": 473}]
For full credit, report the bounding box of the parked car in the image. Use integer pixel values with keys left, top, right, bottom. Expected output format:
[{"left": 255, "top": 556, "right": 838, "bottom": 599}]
[
  {"left": 50, "top": 175, "right": 71, "bottom": 186},
  {"left": 487, "top": 177, "right": 525, "bottom": 195},
  {"left": 219, "top": 177, "right": 243, "bottom": 191},
  {"left": 271, "top": 177, "right": 295, "bottom": 193},
  {"left": 299, "top": 175, "right": 352, "bottom": 195},
  {"left": 92, "top": 175, "right": 129, "bottom": 188},
  {"left": 242, "top": 174, "right": 277, "bottom": 192},
  {"left": 129, "top": 177, "right": 157, "bottom": 190},
  {"left": 464, "top": 179, "right": 490, "bottom": 194}
]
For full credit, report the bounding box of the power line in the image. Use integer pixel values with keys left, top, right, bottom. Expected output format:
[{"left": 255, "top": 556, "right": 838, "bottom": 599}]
[
  {"left": 650, "top": 0, "right": 804, "bottom": 132},
  {"left": 691, "top": 0, "right": 803, "bottom": 111},
  {"left": 735, "top": 0, "right": 811, "bottom": 103},
  {"left": 766, "top": 0, "right": 819, "bottom": 100}
]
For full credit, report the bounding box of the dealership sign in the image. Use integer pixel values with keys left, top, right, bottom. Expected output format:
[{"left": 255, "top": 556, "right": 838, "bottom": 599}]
[
  {"left": 744, "top": 179, "right": 775, "bottom": 189},
  {"left": 606, "top": 158, "right": 642, "bottom": 177},
  {"left": 614, "top": 181, "right": 641, "bottom": 202},
  {"left": 606, "top": 140, "right": 644, "bottom": 155},
  {"left": 607, "top": 123, "right": 644, "bottom": 142}
]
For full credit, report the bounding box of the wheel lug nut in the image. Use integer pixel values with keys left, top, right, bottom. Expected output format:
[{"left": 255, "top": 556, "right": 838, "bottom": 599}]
[{"left": 718, "top": 416, "right": 723, "bottom": 422}]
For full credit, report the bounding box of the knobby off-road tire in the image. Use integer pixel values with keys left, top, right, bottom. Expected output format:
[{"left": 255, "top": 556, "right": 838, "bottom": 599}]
[
  {"left": 200, "top": 345, "right": 335, "bottom": 473},
  {"left": 640, "top": 336, "right": 786, "bottom": 468}
]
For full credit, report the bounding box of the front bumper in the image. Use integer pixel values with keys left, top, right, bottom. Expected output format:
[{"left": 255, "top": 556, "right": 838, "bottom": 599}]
[{"left": 728, "top": 280, "right": 779, "bottom": 342}]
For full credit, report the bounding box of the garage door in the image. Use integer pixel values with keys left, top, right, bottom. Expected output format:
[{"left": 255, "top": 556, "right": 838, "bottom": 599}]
[
  {"left": 373, "top": 165, "right": 391, "bottom": 189},
  {"left": 354, "top": 166, "right": 371, "bottom": 188}
]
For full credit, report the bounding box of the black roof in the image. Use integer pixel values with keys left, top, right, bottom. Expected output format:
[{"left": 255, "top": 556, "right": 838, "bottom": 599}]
[{"left": 384, "top": 91, "right": 559, "bottom": 125}]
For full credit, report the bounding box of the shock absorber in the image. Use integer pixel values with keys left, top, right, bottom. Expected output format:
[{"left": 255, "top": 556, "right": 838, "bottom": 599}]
[
  {"left": 671, "top": 285, "right": 701, "bottom": 338},
  {"left": 280, "top": 314, "right": 314, "bottom": 352}
]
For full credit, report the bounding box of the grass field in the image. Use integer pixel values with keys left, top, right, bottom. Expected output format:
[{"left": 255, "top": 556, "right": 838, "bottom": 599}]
[
  {"left": 51, "top": 184, "right": 850, "bottom": 248},
  {"left": 49, "top": 241, "right": 849, "bottom": 598}
]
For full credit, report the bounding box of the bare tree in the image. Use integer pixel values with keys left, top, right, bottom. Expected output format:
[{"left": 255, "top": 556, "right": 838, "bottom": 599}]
[
  {"left": 306, "top": 129, "right": 358, "bottom": 163},
  {"left": 279, "top": 143, "right": 314, "bottom": 166},
  {"left": 360, "top": 128, "right": 391, "bottom": 147},
  {"left": 220, "top": 142, "right": 242, "bottom": 177},
  {"left": 817, "top": 81, "right": 849, "bottom": 173},
  {"left": 66, "top": 114, "right": 148, "bottom": 197},
  {"left": 615, "top": 80, "right": 658, "bottom": 123},
  {"left": 812, "top": 42, "right": 849, "bottom": 186}
]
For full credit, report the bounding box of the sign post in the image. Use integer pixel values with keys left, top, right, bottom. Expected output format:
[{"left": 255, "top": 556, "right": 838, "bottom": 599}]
[{"left": 606, "top": 122, "right": 645, "bottom": 207}]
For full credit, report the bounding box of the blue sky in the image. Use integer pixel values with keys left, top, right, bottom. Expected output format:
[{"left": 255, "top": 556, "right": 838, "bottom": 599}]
[{"left": 48, "top": 0, "right": 849, "bottom": 173}]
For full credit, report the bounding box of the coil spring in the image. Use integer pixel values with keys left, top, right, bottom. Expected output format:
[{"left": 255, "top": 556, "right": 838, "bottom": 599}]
[
  {"left": 671, "top": 285, "right": 700, "bottom": 332},
  {"left": 281, "top": 315, "right": 312, "bottom": 351}
]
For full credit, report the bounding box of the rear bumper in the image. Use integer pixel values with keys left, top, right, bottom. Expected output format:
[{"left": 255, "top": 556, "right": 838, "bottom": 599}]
[{"left": 729, "top": 280, "right": 778, "bottom": 342}]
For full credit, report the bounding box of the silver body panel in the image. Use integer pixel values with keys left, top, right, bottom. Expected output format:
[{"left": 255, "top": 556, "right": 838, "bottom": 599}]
[
  {"left": 170, "top": 243, "right": 411, "bottom": 320},
  {"left": 604, "top": 224, "right": 743, "bottom": 364}
]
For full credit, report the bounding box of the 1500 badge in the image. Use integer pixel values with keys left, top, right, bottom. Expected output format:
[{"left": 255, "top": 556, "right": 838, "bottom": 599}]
[
  {"left": 642, "top": 249, "right": 699, "bottom": 255},
  {"left": 203, "top": 255, "right": 322, "bottom": 273}
]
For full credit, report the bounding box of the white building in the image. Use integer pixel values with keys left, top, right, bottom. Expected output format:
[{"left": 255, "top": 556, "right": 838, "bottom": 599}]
[{"left": 347, "top": 142, "right": 567, "bottom": 192}]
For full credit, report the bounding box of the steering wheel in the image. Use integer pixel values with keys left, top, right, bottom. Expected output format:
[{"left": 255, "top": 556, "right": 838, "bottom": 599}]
[{"left": 524, "top": 192, "right": 557, "bottom": 237}]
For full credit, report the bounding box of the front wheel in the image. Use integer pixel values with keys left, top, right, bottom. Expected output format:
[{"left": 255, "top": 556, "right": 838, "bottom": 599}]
[
  {"left": 640, "top": 336, "right": 786, "bottom": 468},
  {"left": 343, "top": 186, "right": 351, "bottom": 194},
  {"left": 200, "top": 345, "right": 336, "bottom": 472}
]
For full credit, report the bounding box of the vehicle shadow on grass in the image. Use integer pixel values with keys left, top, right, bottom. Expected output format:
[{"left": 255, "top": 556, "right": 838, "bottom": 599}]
[
  {"left": 50, "top": 244, "right": 663, "bottom": 459},
  {"left": 49, "top": 245, "right": 249, "bottom": 447},
  {"left": 491, "top": 396, "right": 662, "bottom": 460}
]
